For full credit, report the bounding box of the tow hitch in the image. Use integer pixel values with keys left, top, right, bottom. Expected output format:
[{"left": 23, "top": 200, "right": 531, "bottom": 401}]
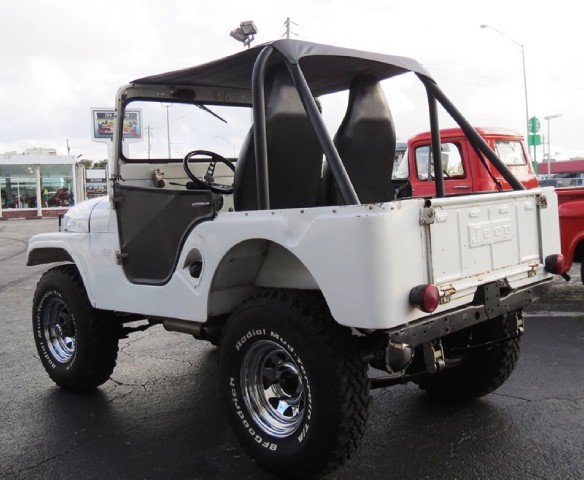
[{"left": 422, "top": 341, "right": 445, "bottom": 374}]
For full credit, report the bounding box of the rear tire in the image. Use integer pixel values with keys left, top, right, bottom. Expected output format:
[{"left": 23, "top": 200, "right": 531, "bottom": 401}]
[
  {"left": 32, "top": 264, "right": 120, "bottom": 392},
  {"left": 219, "top": 290, "right": 370, "bottom": 478},
  {"left": 416, "top": 311, "right": 522, "bottom": 402}
]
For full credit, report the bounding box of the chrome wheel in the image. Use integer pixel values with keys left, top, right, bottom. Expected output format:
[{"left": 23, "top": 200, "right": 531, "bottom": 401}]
[
  {"left": 42, "top": 297, "right": 76, "bottom": 363},
  {"left": 220, "top": 291, "right": 371, "bottom": 477},
  {"left": 240, "top": 340, "right": 306, "bottom": 438}
]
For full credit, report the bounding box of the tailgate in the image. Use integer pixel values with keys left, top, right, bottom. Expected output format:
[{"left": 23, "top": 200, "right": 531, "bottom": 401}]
[{"left": 422, "top": 187, "right": 560, "bottom": 298}]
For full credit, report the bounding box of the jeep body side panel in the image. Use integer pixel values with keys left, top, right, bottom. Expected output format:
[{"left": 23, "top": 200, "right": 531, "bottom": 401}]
[
  {"left": 28, "top": 188, "right": 559, "bottom": 330},
  {"left": 73, "top": 201, "right": 431, "bottom": 326}
]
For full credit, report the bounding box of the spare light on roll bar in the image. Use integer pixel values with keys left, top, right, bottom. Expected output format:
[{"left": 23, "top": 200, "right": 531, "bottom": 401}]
[{"left": 409, "top": 284, "right": 440, "bottom": 313}]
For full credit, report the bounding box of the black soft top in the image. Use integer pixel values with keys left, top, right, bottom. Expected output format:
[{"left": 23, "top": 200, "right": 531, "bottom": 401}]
[
  {"left": 127, "top": 39, "right": 525, "bottom": 198},
  {"left": 132, "top": 39, "right": 433, "bottom": 95}
]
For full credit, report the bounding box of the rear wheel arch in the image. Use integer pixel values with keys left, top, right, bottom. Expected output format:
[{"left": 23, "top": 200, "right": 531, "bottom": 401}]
[{"left": 207, "top": 239, "right": 320, "bottom": 318}]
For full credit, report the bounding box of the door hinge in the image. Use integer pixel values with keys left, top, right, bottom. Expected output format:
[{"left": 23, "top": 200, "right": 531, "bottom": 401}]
[
  {"left": 115, "top": 251, "right": 128, "bottom": 265},
  {"left": 113, "top": 196, "right": 124, "bottom": 208},
  {"left": 420, "top": 206, "right": 435, "bottom": 225}
]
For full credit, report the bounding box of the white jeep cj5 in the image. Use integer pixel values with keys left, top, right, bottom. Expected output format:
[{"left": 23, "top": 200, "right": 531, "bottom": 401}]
[{"left": 27, "top": 40, "right": 564, "bottom": 478}]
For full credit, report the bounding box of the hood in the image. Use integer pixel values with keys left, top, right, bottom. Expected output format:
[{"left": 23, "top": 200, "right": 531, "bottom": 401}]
[{"left": 62, "top": 196, "right": 108, "bottom": 233}]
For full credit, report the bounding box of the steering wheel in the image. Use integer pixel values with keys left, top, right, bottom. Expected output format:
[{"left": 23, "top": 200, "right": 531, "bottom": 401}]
[{"left": 183, "top": 150, "right": 235, "bottom": 194}]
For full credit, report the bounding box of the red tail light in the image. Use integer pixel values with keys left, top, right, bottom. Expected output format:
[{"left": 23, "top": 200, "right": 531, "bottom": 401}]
[
  {"left": 409, "top": 284, "right": 440, "bottom": 313},
  {"left": 545, "top": 254, "right": 567, "bottom": 275}
]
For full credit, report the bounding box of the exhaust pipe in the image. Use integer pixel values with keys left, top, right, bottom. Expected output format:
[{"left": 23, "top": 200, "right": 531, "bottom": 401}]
[{"left": 163, "top": 318, "right": 203, "bottom": 336}]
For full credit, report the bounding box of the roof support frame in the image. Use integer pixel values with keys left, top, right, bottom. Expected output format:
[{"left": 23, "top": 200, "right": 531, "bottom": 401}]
[
  {"left": 251, "top": 45, "right": 273, "bottom": 210},
  {"left": 250, "top": 46, "right": 360, "bottom": 209},
  {"left": 287, "top": 62, "right": 360, "bottom": 205}
]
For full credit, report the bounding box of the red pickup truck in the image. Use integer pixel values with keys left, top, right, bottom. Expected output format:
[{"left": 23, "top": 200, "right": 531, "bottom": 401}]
[{"left": 395, "top": 126, "right": 584, "bottom": 282}]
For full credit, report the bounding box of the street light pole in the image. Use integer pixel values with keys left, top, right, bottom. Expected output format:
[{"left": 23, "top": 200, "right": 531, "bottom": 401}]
[
  {"left": 544, "top": 114, "right": 562, "bottom": 174},
  {"left": 480, "top": 25, "right": 530, "bottom": 144},
  {"left": 519, "top": 43, "right": 529, "bottom": 144},
  {"left": 230, "top": 21, "right": 258, "bottom": 48}
]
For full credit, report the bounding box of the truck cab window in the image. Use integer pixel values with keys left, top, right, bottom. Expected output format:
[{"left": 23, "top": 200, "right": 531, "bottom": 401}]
[
  {"left": 414, "top": 142, "right": 464, "bottom": 181},
  {"left": 494, "top": 140, "right": 526, "bottom": 166},
  {"left": 393, "top": 148, "right": 410, "bottom": 179}
]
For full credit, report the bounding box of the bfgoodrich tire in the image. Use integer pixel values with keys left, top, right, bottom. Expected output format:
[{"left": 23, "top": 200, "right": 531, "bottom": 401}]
[
  {"left": 219, "top": 290, "right": 370, "bottom": 478},
  {"left": 416, "top": 310, "right": 522, "bottom": 402},
  {"left": 32, "top": 264, "right": 120, "bottom": 392}
]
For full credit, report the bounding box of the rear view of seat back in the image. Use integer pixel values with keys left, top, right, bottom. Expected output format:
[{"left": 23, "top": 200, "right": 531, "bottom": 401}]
[
  {"left": 233, "top": 66, "right": 323, "bottom": 211},
  {"left": 324, "top": 74, "right": 396, "bottom": 205}
]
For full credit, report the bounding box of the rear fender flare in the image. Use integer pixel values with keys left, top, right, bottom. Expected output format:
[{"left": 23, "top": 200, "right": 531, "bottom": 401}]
[{"left": 207, "top": 239, "right": 319, "bottom": 317}]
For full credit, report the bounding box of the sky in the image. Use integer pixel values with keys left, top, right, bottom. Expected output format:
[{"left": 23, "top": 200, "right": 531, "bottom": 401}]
[{"left": 1, "top": 0, "right": 583, "bottom": 162}]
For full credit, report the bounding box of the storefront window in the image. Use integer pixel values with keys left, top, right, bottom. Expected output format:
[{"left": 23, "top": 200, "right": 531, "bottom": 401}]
[
  {"left": 1, "top": 179, "right": 7, "bottom": 208},
  {"left": 40, "top": 164, "right": 74, "bottom": 207},
  {"left": 0, "top": 165, "right": 38, "bottom": 209}
]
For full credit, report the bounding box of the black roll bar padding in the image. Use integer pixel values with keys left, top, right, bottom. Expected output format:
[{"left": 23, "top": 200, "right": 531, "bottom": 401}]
[
  {"left": 417, "top": 74, "right": 525, "bottom": 191},
  {"left": 427, "top": 92, "right": 445, "bottom": 197},
  {"left": 288, "top": 63, "right": 360, "bottom": 205},
  {"left": 251, "top": 45, "right": 273, "bottom": 210}
]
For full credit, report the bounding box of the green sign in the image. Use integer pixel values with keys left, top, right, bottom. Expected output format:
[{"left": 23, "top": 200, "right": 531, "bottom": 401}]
[
  {"left": 528, "top": 116, "right": 541, "bottom": 134},
  {"left": 528, "top": 134, "right": 542, "bottom": 146}
]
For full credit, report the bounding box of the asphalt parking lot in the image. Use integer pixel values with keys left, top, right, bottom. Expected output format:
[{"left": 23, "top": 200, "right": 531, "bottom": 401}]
[{"left": 1, "top": 218, "right": 583, "bottom": 480}]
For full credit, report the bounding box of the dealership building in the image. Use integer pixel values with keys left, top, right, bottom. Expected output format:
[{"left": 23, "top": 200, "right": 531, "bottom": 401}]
[
  {"left": 1, "top": 109, "right": 133, "bottom": 220},
  {"left": 0, "top": 148, "right": 87, "bottom": 220}
]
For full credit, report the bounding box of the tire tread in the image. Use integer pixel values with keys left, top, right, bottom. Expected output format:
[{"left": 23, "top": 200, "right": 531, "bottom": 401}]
[
  {"left": 221, "top": 289, "right": 370, "bottom": 478},
  {"left": 33, "top": 264, "right": 119, "bottom": 392}
]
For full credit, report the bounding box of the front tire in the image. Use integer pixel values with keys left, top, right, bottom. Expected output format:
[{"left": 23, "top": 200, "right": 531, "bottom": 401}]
[
  {"left": 416, "top": 311, "right": 522, "bottom": 402},
  {"left": 32, "top": 264, "right": 120, "bottom": 392},
  {"left": 219, "top": 290, "right": 370, "bottom": 478}
]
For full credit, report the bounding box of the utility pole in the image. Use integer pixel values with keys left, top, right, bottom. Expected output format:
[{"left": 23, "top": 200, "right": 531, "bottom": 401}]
[
  {"left": 147, "top": 125, "right": 152, "bottom": 160},
  {"left": 161, "top": 103, "right": 172, "bottom": 159},
  {"left": 283, "top": 17, "right": 298, "bottom": 39}
]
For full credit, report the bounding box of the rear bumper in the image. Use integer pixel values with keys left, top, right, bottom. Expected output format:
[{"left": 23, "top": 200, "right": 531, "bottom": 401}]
[{"left": 385, "top": 279, "right": 549, "bottom": 346}]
